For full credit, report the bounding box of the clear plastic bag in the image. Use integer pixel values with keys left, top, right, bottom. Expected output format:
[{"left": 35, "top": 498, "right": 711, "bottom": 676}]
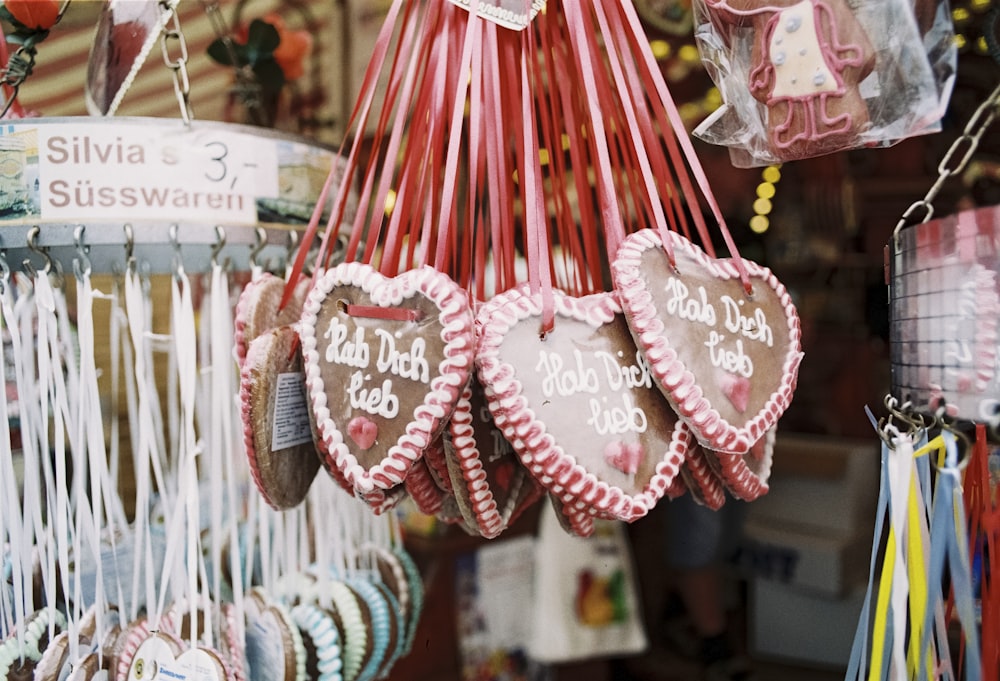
[{"left": 692, "top": 0, "right": 956, "bottom": 167}]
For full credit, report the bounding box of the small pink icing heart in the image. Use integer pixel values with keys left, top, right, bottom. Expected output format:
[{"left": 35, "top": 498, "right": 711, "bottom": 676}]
[
  {"left": 347, "top": 416, "right": 378, "bottom": 450},
  {"left": 603, "top": 441, "right": 643, "bottom": 475},
  {"left": 718, "top": 372, "right": 751, "bottom": 413}
]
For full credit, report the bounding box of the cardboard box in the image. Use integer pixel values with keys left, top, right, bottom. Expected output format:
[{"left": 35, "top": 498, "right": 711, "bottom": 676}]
[
  {"left": 740, "top": 520, "right": 871, "bottom": 597},
  {"left": 750, "top": 576, "right": 867, "bottom": 669},
  {"left": 749, "top": 434, "right": 879, "bottom": 537}
]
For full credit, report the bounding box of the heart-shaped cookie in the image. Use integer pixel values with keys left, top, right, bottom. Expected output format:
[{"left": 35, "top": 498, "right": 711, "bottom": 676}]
[
  {"left": 235, "top": 273, "right": 308, "bottom": 367},
  {"left": 123, "top": 630, "right": 187, "bottom": 681},
  {"left": 244, "top": 589, "right": 306, "bottom": 681},
  {"left": 403, "top": 457, "right": 449, "bottom": 516},
  {"left": 240, "top": 326, "right": 320, "bottom": 510},
  {"left": 476, "top": 287, "right": 689, "bottom": 522},
  {"left": 677, "top": 444, "right": 726, "bottom": 510},
  {"left": 548, "top": 493, "right": 596, "bottom": 537},
  {"left": 612, "top": 229, "right": 803, "bottom": 454},
  {"left": 299, "top": 263, "right": 474, "bottom": 495},
  {"left": 445, "top": 379, "right": 541, "bottom": 538},
  {"left": 703, "top": 428, "right": 777, "bottom": 502}
]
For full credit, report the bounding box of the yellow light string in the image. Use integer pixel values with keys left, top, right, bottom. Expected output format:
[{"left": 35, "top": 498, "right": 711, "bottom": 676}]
[
  {"left": 750, "top": 164, "right": 781, "bottom": 234},
  {"left": 952, "top": 0, "right": 997, "bottom": 56}
]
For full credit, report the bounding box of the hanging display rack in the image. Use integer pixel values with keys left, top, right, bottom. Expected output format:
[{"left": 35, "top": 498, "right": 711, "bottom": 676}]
[
  {"left": 0, "top": 115, "right": 351, "bottom": 277},
  {"left": 888, "top": 81, "right": 1000, "bottom": 435}
]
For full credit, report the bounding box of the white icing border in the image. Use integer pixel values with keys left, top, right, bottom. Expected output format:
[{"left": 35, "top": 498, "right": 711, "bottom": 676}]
[
  {"left": 705, "top": 427, "right": 776, "bottom": 502},
  {"left": 476, "top": 286, "right": 689, "bottom": 522},
  {"left": 300, "top": 263, "right": 475, "bottom": 495},
  {"left": 447, "top": 383, "right": 535, "bottom": 539},
  {"left": 612, "top": 229, "right": 803, "bottom": 454},
  {"left": 680, "top": 446, "right": 726, "bottom": 510}
]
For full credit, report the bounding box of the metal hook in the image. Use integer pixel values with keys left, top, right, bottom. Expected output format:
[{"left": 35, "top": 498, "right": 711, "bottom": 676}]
[
  {"left": 169, "top": 223, "right": 184, "bottom": 278},
  {"left": 883, "top": 394, "right": 926, "bottom": 435},
  {"left": 0, "top": 234, "right": 9, "bottom": 295},
  {"left": 124, "top": 223, "right": 134, "bottom": 258},
  {"left": 74, "top": 225, "right": 92, "bottom": 280},
  {"left": 211, "top": 225, "right": 227, "bottom": 267},
  {"left": 928, "top": 405, "right": 973, "bottom": 470},
  {"left": 249, "top": 226, "right": 267, "bottom": 271},
  {"left": 25, "top": 225, "right": 52, "bottom": 276}
]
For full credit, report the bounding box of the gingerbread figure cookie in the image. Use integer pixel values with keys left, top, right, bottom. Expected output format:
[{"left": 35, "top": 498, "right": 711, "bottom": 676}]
[{"left": 706, "top": 0, "right": 876, "bottom": 160}]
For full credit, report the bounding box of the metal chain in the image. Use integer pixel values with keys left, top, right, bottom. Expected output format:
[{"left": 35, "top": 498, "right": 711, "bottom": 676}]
[
  {"left": 159, "top": 0, "right": 194, "bottom": 124},
  {"left": 893, "top": 81, "right": 1000, "bottom": 241}
]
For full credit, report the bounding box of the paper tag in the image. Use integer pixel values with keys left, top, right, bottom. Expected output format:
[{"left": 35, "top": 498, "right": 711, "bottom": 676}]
[
  {"left": 444, "top": 0, "right": 545, "bottom": 30},
  {"left": 127, "top": 634, "right": 178, "bottom": 681},
  {"left": 170, "top": 648, "right": 225, "bottom": 681},
  {"left": 271, "top": 372, "right": 313, "bottom": 451}
]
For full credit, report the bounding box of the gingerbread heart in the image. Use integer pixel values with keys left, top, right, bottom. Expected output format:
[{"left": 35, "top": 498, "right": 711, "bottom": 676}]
[
  {"left": 244, "top": 589, "right": 305, "bottom": 681},
  {"left": 234, "top": 273, "right": 308, "bottom": 367},
  {"left": 548, "top": 493, "right": 596, "bottom": 537},
  {"left": 444, "top": 379, "right": 541, "bottom": 538},
  {"left": 612, "top": 229, "right": 803, "bottom": 454},
  {"left": 299, "top": 263, "right": 475, "bottom": 495},
  {"left": 403, "top": 457, "right": 449, "bottom": 516},
  {"left": 703, "top": 427, "right": 777, "bottom": 502},
  {"left": 677, "top": 444, "right": 727, "bottom": 510},
  {"left": 240, "top": 326, "right": 320, "bottom": 510},
  {"left": 476, "top": 286, "right": 689, "bottom": 522}
]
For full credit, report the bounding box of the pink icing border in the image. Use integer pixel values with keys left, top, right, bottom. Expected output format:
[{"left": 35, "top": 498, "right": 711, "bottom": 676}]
[
  {"left": 238, "top": 329, "right": 306, "bottom": 511},
  {"left": 476, "top": 286, "right": 689, "bottom": 522},
  {"left": 359, "top": 484, "right": 409, "bottom": 515},
  {"left": 612, "top": 229, "right": 803, "bottom": 455},
  {"left": 299, "top": 263, "right": 475, "bottom": 495},
  {"left": 421, "top": 438, "right": 454, "bottom": 494},
  {"left": 233, "top": 275, "right": 268, "bottom": 367},
  {"left": 704, "top": 427, "right": 776, "bottom": 502},
  {"left": 403, "top": 458, "right": 447, "bottom": 515},
  {"left": 681, "top": 445, "right": 726, "bottom": 510},
  {"left": 447, "top": 383, "right": 536, "bottom": 539}
]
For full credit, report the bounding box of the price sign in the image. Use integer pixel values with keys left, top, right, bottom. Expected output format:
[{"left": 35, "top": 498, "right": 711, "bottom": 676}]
[{"left": 35, "top": 123, "right": 279, "bottom": 224}]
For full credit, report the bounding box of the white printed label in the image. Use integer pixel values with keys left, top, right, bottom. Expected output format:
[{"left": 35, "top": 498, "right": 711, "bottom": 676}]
[
  {"left": 271, "top": 372, "right": 314, "bottom": 450},
  {"left": 36, "top": 124, "right": 278, "bottom": 224}
]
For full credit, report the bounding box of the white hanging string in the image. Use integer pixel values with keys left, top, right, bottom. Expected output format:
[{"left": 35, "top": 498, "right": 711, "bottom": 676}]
[
  {"left": 33, "top": 270, "right": 66, "bottom": 644},
  {"left": 123, "top": 267, "right": 162, "bottom": 624},
  {"left": 140, "top": 274, "right": 175, "bottom": 507},
  {"left": 75, "top": 269, "right": 124, "bottom": 665},
  {"left": 207, "top": 261, "right": 238, "bottom": 645},
  {"left": 50, "top": 271, "right": 89, "bottom": 666},
  {"left": 174, "top": 267, "right": 203, "bottom": 651},
  {"left": 0, "top": 275, "right": 24, "bottom": 640},
  {"left": 886, "top": 426, "right": 914, "bottom": 681}
]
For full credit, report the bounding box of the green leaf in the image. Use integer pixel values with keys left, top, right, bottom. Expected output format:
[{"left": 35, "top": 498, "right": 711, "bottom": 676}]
[
  {"left": 253, "top": 57, "right": 286, "bottom": 94},
  {"left": 245, "top": 19, "right": 280, "bottom": 63},
  {"left": 207, "top": 38, "right": 244, "bottom": 67}
]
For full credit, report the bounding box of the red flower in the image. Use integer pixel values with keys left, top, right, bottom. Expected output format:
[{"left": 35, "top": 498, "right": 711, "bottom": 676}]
[
  {"left": 3, "top": 0, "right": 60, "bottom": 30},
  {"left": 263, "top": 13, "right": 312, "bottom": 81}
]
